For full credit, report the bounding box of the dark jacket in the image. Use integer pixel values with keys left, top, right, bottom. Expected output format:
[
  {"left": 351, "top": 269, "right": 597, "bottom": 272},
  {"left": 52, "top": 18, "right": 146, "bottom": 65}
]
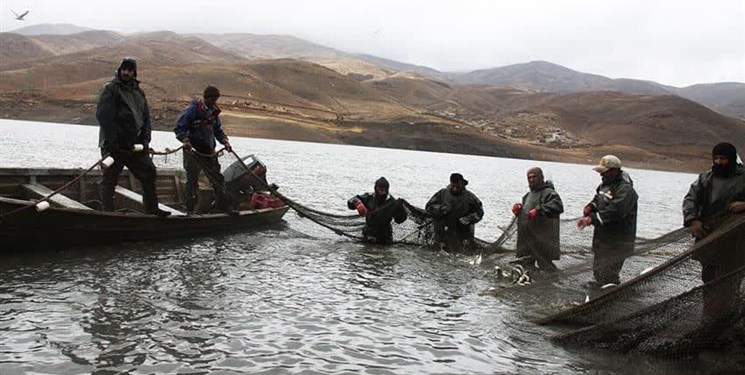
[
  {"left": 348, "top": 193, "right": 407, "bottom": 244},
  {"left": 587, "top": 175, "right": 638, "bottom": 257},
  {"left": 682, "top": 164, "right": 745, "bottom": 266},
  {"left": 683, "top": 164, "right": 745, "bottom": 229},
  {"left": 425, "top": 186, "right": 484, "bottom": 251},
  {"left": 174, "top": 99, "right": 228, "bottom": 154},
  {"left": 517, "top": 181, "right": 564, "bottom": 260},
  {"left": 96, "top": 75, "right": 151, "bottom": 152}
]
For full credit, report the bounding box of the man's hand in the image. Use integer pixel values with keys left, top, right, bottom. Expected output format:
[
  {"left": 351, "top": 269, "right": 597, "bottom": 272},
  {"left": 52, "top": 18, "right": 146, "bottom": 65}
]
[
  {"left": 182, "top": 139, "right": 192, "bottom": 152},
  {"left": 459, "top": 216, "right": 472, "bottom": 225},
  {"left": 577, "top": 216, "right": 592, "bottom": 229},
  {"left": 528, "top": 208, "right": 539, "bottom": 220},
  {"left": 730, "top": 201, "right": 745, "bottom": 214},
  {"left": 689, "top": 219, "right": 708, "bottom": 239},
  {"left": 583, "top": 205, "right": 593, "bottom": 217},
  {"left": 222, "top": 138, "right": 233, "bottom": 153}
]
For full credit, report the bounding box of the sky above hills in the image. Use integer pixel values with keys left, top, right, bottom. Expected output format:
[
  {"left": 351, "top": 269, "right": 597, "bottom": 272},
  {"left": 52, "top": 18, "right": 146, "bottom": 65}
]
[{"left": 2, "top": 0, "right": 743, "bottom": 87}]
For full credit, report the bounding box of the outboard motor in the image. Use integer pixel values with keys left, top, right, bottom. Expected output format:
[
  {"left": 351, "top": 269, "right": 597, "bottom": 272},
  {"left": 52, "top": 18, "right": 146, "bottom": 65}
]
[
  {"left": 223, "top": 154, "right": 285, "bottom": 209},
  {"left": 224, "top": 154, "right": 269, "bottom": 192}
]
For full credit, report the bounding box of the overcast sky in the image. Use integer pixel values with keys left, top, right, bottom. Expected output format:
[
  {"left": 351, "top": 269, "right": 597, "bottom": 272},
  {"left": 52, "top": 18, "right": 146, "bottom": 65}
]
[{"left": 2, "top": 0, "right": 743, "bottom": 87}]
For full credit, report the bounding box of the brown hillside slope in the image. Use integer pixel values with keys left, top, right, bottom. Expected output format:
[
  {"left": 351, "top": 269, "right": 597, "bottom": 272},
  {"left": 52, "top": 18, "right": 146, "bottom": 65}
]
[
  {"left": 27, "top": 30, "right": 125, "bottom": 56},
  {"left": 0, "top": 33, "right": 55, "bottom": 66}
]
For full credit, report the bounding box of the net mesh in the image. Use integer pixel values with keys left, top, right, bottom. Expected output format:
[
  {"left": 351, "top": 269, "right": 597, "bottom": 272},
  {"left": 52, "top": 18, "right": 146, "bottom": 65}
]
[
  {"left": 221, "top": 153, "right": 745, "bottom": 358},
  {"left": 271, "top": 184, "right": 745, "bottom": 359}
]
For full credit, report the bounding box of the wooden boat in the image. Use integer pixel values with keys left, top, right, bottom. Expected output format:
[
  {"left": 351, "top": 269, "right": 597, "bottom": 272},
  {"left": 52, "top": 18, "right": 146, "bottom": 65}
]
[{"left": 0, "top": 167, "right": 290, "bottom": 249}]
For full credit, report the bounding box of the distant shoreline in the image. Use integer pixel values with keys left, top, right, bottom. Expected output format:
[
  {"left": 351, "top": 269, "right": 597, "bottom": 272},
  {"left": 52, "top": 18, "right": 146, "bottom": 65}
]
[{"left": 0, "top": 114, "right": 707, "bottom": 175}]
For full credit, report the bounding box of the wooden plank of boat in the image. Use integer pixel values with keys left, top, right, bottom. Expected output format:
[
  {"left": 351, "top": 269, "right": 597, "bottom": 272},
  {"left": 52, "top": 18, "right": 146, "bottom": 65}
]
[
  {"left": 114, "top": 185, "right": 186, "bottom": 216},
  {"left": 21, "top": 183, "right": 92, "bottom": 210}
]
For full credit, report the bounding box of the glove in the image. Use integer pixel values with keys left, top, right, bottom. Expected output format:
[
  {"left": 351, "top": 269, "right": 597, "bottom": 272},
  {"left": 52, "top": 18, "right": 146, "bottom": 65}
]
[
  {"left": 528, "top": 208, "right": 538, "bottom": 220},
  {"left": 512, "top": 203, "right": 522, "bottom": 216},
  {"left": 459, "top": 216, "right": 472, "bottom": 225},
  {"left": 577, "top": 216, "right": 592, "bottom": 229},
  {"left": 439, "top": 205, "right": 451, "bottom": 217},
  {"left": 182, "top": 139, "right": 192, "bottom": 152},
  {"left": 354, "top": 200, "right": 368, "bottom": 216},
  {"left": 583, "top": 205, "right": 593, "bottom": 217},
  {"left": 222, "top": 139, "right": 233, "bottom": 153}
]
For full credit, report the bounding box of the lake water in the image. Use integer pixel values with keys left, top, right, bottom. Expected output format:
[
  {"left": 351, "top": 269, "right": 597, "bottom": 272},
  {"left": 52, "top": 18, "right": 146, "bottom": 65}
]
[{"left": 0, "top": 120, "right": 732, "bottom": 374}]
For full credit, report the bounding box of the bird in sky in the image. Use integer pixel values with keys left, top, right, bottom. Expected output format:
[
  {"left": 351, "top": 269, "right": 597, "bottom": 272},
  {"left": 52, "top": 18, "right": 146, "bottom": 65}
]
[{"left": 11, "top": 9, "right": 30, "bottom": 21}]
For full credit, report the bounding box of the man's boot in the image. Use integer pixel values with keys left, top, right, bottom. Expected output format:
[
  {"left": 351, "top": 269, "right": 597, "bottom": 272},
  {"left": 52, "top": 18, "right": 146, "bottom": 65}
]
[
  {"left": 216, "top": 191, "right": 239, "bottom": 216},
  {"left": 100, "top": 183, "right": 115, "bottom": 212},
  {"left": 143, "top": 189, "right": 171, "bottom": 217}
]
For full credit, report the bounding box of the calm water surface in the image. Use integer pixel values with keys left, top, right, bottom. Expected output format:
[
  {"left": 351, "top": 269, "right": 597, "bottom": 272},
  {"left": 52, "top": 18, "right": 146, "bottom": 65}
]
[{"left": 0, "top": 120, "right": 733, "bottom": 374}]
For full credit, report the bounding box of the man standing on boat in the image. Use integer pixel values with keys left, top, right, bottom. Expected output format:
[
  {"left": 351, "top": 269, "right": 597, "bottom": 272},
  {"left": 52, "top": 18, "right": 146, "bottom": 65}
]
[
  {"left": 96, "top": 57, "right": 170, "bottom": 217},
  {"left": 512, "top": 167, "right": 564, "bottom": 272},
  {"left": 348, "top": 177, "right": 408, "bottom": 244},
  {"left": 577, "top": 155, "right": 638, "bottom": 287},
  {"left": 682, "top": 142, "right": 745, "bottom": 319},
  {"left": 426, "top": 173, "right": 484, "bottom": 253},
  {"left": 175, "top": 85, "right": 238, "bottom": 216}
]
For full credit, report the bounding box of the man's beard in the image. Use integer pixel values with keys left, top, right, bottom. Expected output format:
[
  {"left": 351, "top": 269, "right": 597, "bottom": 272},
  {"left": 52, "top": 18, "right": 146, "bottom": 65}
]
[
  {"left": 601, "top": 175, "right": 616, "bottom": 185},
  {"left": 712, "top": 163, "right": 735, "bottom": 177}
]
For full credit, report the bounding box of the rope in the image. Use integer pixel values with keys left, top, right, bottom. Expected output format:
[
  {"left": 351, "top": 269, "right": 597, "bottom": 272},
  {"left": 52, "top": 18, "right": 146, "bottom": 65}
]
[
  {"left": 149, "top": 146, "right": 183, "bottom": 156},
  {"left": 0, "top": 155, "right": 108, "bottom": 219}
]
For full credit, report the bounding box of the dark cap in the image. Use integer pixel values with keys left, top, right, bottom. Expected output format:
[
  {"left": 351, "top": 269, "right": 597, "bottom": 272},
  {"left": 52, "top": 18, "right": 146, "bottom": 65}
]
[
  {"left": 712, "top": 142, "right": 737, "bottom": 161},
  {"left": 204, "top": 85, "right": 220, "bottom": 98},
  {"left": 450, "top": 173, "right": 468, "bottom": 186},
  {"left": 119, "top": 57, "right": 137, "bottom": 72},
  {"left": 374, "top": 177, "right": 389, "bottom": 190}
]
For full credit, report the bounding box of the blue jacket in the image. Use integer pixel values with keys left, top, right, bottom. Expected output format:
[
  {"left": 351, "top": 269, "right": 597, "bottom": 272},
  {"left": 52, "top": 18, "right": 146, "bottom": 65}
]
[{"left": 174, "top": 99, "right": 228, "bottom": 154}]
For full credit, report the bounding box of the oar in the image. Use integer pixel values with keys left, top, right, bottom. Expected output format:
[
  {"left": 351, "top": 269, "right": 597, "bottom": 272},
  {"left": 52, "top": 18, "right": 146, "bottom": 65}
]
[{"left": 0, "top": 155, "right": 109, "bottom": 220}]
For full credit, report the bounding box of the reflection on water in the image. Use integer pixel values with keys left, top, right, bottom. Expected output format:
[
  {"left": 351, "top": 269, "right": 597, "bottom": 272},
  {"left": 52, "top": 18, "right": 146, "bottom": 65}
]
[{"left": 1, "top": 120, "right": 738, "bottom": 374}]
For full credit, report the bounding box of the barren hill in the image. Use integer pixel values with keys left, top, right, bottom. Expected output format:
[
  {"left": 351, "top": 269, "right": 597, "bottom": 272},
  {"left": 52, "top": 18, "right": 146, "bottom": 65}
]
[
  {"left": 8, "top": 23, "right": 92, "bottom": 36},
  {"left": 29, "top": 30, "right": 125, "bottom": 56},
  {"left": 0, "top": 33, "right": 56, "bottom": 66},
  {"left": 453, "top": 61, "right": 672, "bottom": 95},
  {"left": 193, "top": 33, "right": 343, "bottom": 60},
  {"left": 676, "top": 82, "right": 745, "bottom": 120}
]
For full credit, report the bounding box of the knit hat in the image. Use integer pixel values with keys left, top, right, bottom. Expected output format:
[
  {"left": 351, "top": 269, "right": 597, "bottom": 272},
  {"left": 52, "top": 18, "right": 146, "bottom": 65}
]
[
  {"left": 712, "top": 142, "right": 737, "bottom": 161},
  {"left": 203, "top": 85, "right": 221, "bottom": 99},
  {"left": 374, "top": 177, "right": 389, "bottom": 190}
]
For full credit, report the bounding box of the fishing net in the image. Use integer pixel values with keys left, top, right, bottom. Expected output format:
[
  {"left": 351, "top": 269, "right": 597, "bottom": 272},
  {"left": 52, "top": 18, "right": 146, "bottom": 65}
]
[
  {"left": 209, "top": 153, "right": 745, "bottom": 358},
  {"left": 274, "top": 175, "right": 745, "bottom": 357},
  {"left": 532, "top": 213, "right": 745, "bottom": 357}
]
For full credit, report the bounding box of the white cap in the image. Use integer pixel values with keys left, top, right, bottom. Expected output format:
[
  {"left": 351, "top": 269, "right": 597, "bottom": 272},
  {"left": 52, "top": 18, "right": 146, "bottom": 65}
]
[{"left": 593, "top": 155, "right": 622, "bottom": 173}]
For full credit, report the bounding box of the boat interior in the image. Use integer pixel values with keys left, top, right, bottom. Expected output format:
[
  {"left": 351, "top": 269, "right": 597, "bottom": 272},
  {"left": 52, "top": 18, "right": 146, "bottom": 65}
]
[{"left": 0, "top": 168, "right": 227, "bottom": 216}]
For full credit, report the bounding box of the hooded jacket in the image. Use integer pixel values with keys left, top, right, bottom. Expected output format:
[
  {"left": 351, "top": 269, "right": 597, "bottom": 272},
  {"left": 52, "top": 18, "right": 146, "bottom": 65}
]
[
  {"left": 516, "top": 181, "right": 564, "bottom": 260},
  {"left": 425, "top": 185, "right": 484, "bottom": 251},
  {"left": 683, "top": 164, "right": 745, "bottom": 229},
  {"left": 96, "top": 75, "right": 151, "bottom": 152},
  {"left": 348, "top": 193, "right": 407, "bottom": 244}
]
